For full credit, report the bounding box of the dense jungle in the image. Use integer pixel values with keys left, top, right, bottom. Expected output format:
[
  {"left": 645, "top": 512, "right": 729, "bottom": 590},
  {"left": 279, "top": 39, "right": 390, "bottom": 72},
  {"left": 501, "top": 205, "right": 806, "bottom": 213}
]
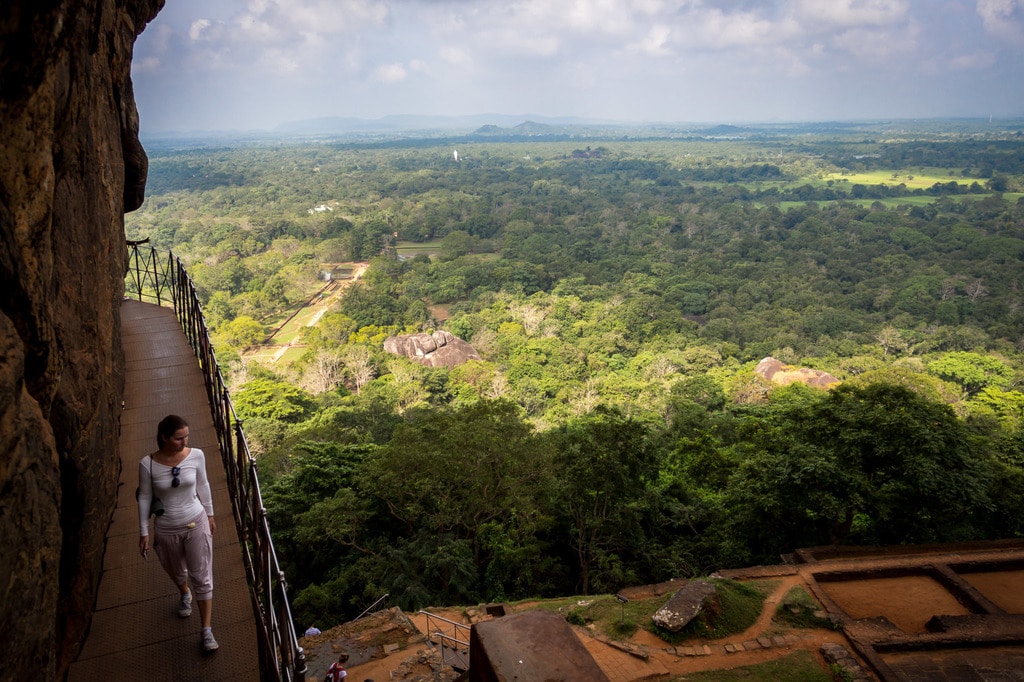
[{"left": 126, "top": 120, "right": 1024, "bottom": 628}]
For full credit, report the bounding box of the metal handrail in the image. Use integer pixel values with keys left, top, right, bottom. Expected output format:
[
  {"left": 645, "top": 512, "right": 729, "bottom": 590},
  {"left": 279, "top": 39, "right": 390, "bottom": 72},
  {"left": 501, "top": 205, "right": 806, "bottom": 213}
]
[
  {"left": 125, "top": 241, "right": 306, "bottom": 682},
  {"left": 350, "top": 593, "right": 390, "bottom": 623},
  {"left": 418, "top": 611, "right": 470, "bottom": 671}
]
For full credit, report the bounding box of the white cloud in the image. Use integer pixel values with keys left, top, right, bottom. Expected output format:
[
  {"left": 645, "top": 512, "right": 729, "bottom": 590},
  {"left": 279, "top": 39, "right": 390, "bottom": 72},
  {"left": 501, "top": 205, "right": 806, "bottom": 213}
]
[
  {"left": 237, "top": 0, "right": 390, "bottom": 39},
  {"left": 976, "top": 0, "right": 1024, "bottom": 44},
  {"left": 685, "top": 8, "right": 791, "bottom": 49},
  {"left": 948, "top": 50, "right": 997, "bottom": 70},
  {"left": 189, "top": 19, "right": 212, "bottom": 41},
  {"left": 260, "top": 48, "right": 302, "bottom": 73},
  {"left": 374, "top": 63, "right": 408, "bottom": 83},
  {"left": 831, "top": 23, "right": 919, "bottom": 62},
  {"left": 791, "top": 0, "right": 910, "bottom": 28},
  {"left": 133, "top": 56, "right": 161, "bottom": 73},
  {"left": 628, "top": 23, "right": 672, "bottom": 57},
  {"left": 440, "top": 45, "right": 472, "bottom": 65}
]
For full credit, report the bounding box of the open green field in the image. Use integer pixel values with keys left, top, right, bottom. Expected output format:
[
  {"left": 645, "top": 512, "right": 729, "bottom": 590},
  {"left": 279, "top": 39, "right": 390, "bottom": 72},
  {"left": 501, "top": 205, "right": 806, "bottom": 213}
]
[
  {"left": 243, "top": 345, "right": 282, "bottom": 363},
  {"left": 395, "top": 239, "right": 443, "bottom": 258},
  {"left": 824, "top": 167, "right": 984, "bottom": 189},
  {"left": 277, "top": 346, "right": 306, "bottom": 363},
  {"left": 270, "top": 304, "right": 325, "bottom": 344}
]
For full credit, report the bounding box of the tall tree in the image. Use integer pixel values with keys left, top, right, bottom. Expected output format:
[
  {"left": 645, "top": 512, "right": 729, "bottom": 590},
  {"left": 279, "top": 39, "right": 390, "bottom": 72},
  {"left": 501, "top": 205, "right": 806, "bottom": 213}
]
[{"left": 550, "top": 408, "right": 659, "bottom": 594}]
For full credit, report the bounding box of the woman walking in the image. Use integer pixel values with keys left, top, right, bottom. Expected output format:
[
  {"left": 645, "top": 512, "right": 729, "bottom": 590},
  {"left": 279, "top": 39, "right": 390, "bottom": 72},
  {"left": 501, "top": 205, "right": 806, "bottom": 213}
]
[{"left": 138, "top": 414, "right": 219, "bottom": 652}]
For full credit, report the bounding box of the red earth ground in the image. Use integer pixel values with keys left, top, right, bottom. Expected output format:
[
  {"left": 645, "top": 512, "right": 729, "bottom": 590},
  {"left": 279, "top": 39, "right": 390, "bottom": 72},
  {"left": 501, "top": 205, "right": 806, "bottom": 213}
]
[{"left": 304, "top": 542, "right": 1024, "bottom": 681}]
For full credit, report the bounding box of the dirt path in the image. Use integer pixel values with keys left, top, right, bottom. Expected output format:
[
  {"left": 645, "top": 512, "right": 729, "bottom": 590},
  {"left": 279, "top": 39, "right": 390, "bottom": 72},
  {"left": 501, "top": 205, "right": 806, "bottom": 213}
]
[
  {"left": 613, "top": 573, "right": 845, "bottom": 680},
  {"left": 736, "top": 573, "right": 804, "bottom": 640}
]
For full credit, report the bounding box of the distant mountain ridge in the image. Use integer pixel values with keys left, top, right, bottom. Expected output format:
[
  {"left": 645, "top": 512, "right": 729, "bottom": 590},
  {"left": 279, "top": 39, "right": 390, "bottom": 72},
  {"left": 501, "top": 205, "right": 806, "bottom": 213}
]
[{"left": 274, "top": 113, "right": 616, "bottom": 134}]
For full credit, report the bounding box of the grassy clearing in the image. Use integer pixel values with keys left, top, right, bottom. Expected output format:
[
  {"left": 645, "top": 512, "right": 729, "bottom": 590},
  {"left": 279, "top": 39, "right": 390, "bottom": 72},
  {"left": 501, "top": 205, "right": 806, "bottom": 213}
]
[
  {"left": 666, "top": 649, "right": 833, "bottom": 682},
  {"left": 824, "top": 168, "right": 980, "bottom": 190},
  {"left": 772, "top": 586, "right": 835, "bottom": 631},
  {"left": 242, "top": 346, "right": 281, "bottom": 363},
  {"left": 395, "top": 240, "right": 443, "bottom": 258},
  {"left": 278, "top": 346, "right": 306, "bottom": 363},
  {"left": 523, "top": 593, "right": 664, "bottom": 641}
]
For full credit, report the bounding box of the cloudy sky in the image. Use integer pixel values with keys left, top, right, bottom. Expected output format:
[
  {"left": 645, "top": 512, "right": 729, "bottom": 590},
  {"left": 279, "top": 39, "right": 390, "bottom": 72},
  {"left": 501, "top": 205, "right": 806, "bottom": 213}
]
[{"left": 132, "top": 0, "right": 1024, "bottom": 133}]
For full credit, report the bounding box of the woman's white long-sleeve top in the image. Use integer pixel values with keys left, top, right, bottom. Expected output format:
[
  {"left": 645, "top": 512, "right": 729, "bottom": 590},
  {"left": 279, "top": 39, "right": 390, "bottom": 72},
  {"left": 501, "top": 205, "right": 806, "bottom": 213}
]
[{"left": 138, "top": 448, "right": 214, "bottom": 536}]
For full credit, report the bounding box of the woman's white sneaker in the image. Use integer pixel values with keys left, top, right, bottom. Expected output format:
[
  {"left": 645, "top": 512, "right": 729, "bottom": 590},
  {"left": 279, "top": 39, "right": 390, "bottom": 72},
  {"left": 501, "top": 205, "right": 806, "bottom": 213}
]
[{"left": 201, "top": 628, "right": 219, "bottom": 652}]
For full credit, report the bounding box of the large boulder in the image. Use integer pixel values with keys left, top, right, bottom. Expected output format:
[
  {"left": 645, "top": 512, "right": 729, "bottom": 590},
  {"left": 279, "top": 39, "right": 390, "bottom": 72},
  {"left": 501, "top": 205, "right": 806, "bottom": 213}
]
[
  {"left": 384, "top": 330, "right": 481, "bottom": 368},
  {"left": 470, "top": 610, "right": 609, "bottom": 681},
  {"left": 652, "top": 580, "right": 717, "bottom": 633},
  {"left": 755, "top": 356, "right": 839, "bottom": 389},
  {"left": 0, "top": 1, "right": 163, "bottom": 679}
]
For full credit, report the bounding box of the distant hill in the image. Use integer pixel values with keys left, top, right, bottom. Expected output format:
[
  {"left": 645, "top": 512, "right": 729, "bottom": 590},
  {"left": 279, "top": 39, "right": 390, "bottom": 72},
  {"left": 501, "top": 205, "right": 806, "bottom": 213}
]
[
  {"left": 275, "top": 114, "right": 617, "bottom": 135},
  {"left": 471, "top": 120, "right": 574, "bottom": 137}
]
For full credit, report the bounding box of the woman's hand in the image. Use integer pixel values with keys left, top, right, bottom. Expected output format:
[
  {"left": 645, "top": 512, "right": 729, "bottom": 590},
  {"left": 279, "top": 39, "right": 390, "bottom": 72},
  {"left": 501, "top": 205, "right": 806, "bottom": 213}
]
[
  {"left": 208, "top": 516, "right": 216, "bottom": 535},
  {"left": 139, "top": 535, "right": 150, "bottom": 559}
]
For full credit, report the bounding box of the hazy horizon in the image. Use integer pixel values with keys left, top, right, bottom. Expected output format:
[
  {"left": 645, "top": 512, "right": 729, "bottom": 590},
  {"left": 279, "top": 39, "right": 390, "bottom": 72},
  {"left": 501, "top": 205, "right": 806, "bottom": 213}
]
[{"left": 132, "top": 0, "right": 1024, "bottom": 134}]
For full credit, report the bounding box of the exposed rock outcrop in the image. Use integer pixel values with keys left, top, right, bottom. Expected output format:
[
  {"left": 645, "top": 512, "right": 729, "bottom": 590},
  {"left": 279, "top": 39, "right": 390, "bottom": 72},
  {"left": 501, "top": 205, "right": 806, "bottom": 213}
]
[
  {"left": 471, "top": 610, "right": 609, "bottom": 681},
  {"left": 0, "top": 1, "right": 163, "bottom": 679},
  {"left": 755, "top": 356, "right": 839, "bottom": 389},
  {"left": 384, "top": 330, "right": 481, "bottom": 368},
  {"left": 652, "top": 580, "right": 716, "bottom": 633}
]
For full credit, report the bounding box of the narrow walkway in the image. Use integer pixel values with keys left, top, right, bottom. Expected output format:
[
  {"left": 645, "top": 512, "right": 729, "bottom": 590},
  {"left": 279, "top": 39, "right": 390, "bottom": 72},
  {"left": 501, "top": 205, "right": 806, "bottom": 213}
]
[{"left": 69, "top": 300, "right": 259, "bottom": 681}]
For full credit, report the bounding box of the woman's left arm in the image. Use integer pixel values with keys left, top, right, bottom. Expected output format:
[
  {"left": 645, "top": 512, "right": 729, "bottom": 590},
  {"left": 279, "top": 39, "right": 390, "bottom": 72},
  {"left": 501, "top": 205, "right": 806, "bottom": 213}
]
[{"left": 194, "top": 449, "right": 215, "bottom": 532}]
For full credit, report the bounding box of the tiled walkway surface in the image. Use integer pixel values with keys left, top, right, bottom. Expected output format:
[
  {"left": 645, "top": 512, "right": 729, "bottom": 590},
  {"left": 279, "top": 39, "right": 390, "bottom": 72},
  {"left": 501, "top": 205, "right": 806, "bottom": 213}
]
[{"left": 68, "top": 300, "right": 259, "bottom": 681}]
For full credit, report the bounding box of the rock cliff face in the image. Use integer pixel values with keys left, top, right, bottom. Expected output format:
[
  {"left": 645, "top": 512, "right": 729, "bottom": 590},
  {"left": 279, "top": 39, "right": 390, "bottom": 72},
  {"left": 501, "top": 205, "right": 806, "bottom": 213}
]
[{"left": 0, "top": 1, "right": 163, "bottom": 679}]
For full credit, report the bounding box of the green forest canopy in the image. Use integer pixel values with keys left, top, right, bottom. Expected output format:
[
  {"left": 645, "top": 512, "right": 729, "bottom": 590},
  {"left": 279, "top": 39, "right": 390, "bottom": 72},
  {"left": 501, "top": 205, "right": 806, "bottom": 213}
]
[{"left": 127, "top": 121, "right": 1024, "bottom": 626}]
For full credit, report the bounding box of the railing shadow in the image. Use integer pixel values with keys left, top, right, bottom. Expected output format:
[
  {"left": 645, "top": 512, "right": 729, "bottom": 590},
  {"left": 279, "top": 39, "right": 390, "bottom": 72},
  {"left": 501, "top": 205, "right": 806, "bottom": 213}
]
[{"left": 125, "top": 240, "right": 306, "bottom": 682}]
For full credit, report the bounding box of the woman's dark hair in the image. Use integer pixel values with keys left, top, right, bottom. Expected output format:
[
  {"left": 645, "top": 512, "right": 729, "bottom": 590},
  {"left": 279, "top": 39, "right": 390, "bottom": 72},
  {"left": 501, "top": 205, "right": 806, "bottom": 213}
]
[{"left": 156, "top": 414, "right": 189, "bottom": 448}]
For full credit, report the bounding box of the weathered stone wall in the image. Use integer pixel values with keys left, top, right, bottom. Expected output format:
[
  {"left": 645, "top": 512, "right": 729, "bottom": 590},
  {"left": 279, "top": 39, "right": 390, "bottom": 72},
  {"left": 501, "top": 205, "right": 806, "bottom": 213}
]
[{"left": 0, "top": 1, "right": 163, "bottom": 679}]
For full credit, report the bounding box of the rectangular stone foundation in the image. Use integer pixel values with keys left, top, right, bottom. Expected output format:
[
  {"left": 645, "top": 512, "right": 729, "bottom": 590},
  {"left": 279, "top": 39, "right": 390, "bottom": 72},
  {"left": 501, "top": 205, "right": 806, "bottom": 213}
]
[{"left": 469, "top": 610, "right": 609, "bottom": 681}]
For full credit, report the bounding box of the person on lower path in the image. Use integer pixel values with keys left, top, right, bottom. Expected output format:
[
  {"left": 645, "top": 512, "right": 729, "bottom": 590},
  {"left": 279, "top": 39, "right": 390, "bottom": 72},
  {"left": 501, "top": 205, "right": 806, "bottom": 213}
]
[
  {"left": 325, "top": 652, "right": 349, "bottom": 681},
  {"left": 138, "top": 414, "right": 219, "bottom": 653}
]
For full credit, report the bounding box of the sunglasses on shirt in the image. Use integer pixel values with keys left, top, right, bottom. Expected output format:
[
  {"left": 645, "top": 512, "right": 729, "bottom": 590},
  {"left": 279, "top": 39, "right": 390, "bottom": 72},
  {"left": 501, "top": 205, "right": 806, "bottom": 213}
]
[{"left": 171, "top": 466, "right": 181, "bottom": 488}]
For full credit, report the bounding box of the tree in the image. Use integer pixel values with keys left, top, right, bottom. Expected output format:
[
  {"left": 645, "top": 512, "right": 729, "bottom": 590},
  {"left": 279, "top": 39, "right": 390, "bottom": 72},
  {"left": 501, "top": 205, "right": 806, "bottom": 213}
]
[
  {"left": 876, "top": 326, "right": 908, "bottom": 356},
  {"left": 927, "top": 352, "right": 1014, "bottom": 396},
  {"left": 303, "top": 348, "right": 345, "bottom": 394},
  {"left": 800, "top": 383, "right": 991, "bottom": 545},
  {"left": 722, "top": 431, "right": 852, "bottom": 562},
  {"left": 550, "top": 408, "right": 658, "bottom": 594},
  {"left": 439, "top": 230, "right": 478, "bottom": 261},
  {"left": 721, "top": 383, "right": 993, "bottom": 560},
  {"left": 264, "top": 442, "right": 378, "bottom": 622},
  {"left": 233, "top": 377, "right": 317, "bottom": 423},
  {"left": 357, "top": 400, "right": 554, "bottom": 602},
  {"left": 218, "top": 315, "right": 265, "bottom": 350},
  {"left": 341, "top": 345, "right": 377, "bottom": 394}
]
